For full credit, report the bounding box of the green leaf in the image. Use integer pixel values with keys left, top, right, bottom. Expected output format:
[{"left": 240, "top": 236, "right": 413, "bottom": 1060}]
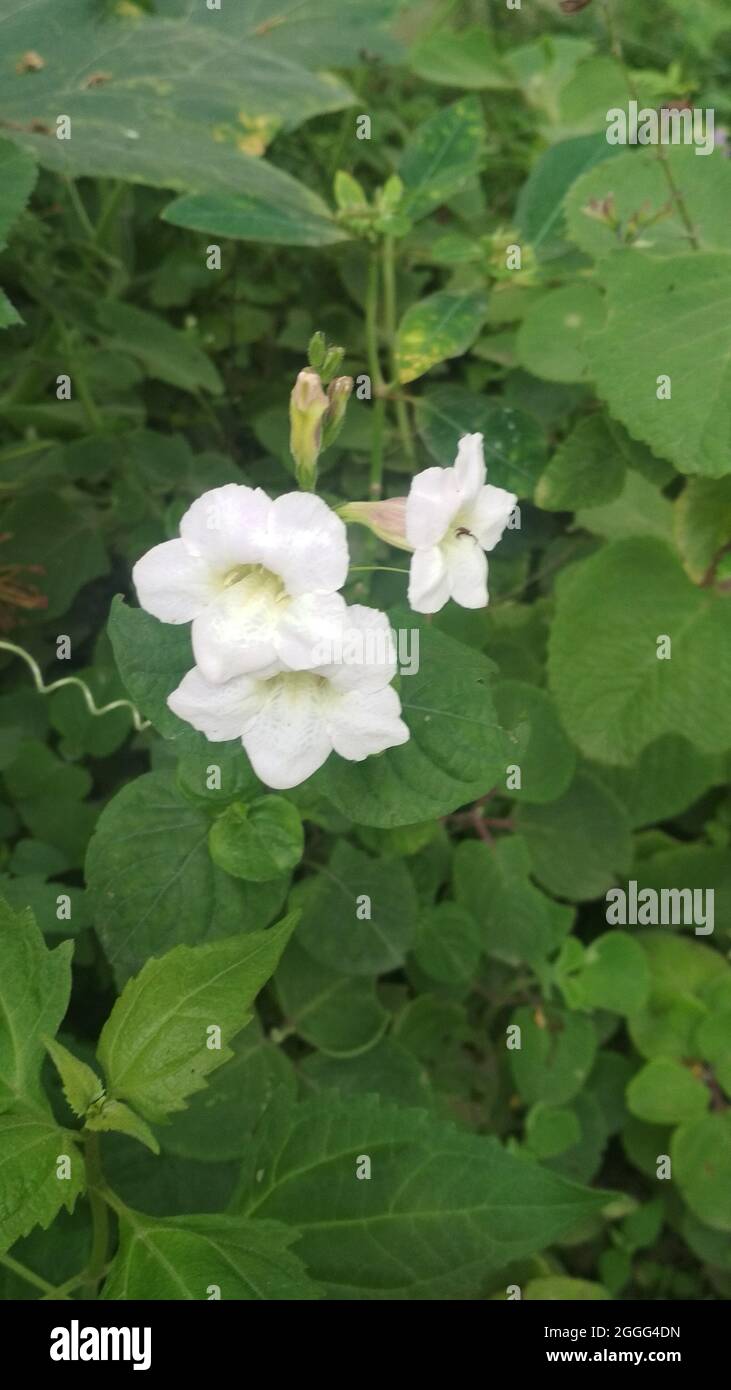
[
  {"left": 0, "top": 140, "right": 37, "bottom": 246},
  {"left": 159, "top": 1018, "right": 296, "bottom": 1163},
  {"left": 96, "top": 302, "right": 221, "bottom": 395},
  {"left": 548, "top": 538, "right": 731, "bottom": 764},
  {"left": 0, "top": 288, "right": 21, "bottom": 329},
  {"left": 415, "top": 386, "right": 547, "bottom": 496},
  {"left": 516, "top": 284, "right": 605, "bottom": 384},
  {"left": 108, "top": 597, "right": 200, "bottom": 747},
  {"left": 576, "top": 470, "right": 674, "bottom": 544},
  {"left": 412, "top": 903, "right": 482, "bottom": 987},
  {"left": 589, "top": 734, "right": 723, "bottom": 828},
  {"left": 0, "top": 0, "right": 352, "bottom": 194},
  {"left": 0, "top": 896, "right": 73, "bottom": 1114},
  {"left": 493, "top": 680, "right": 576, "bottom": 804},
  {"left": 510, "top": 1006, "right": 598, "bottom": 1106},
  {"left": 675, "top": 476, "right": 731, "bottom": 583},
  {"left": 275, "top": 938, "right": 389, "bottom": 1056},
  {"left": 535, "top": 414, "right": 626, "bottom": 511},
  {"left": 316, "top": 610, "right": 513, "bottom": 827},
  {"left": 629, "top": 932, "right": 730, "bottom": 1061},
  {"left": 96, "top": 912, "right": 297, "bottom": 1125},
  {"left": 301, "top": 1040, "right": 434, "bottom": 1110},
  {"left": 565, "top": 147, "right": 731, "bottom": 260},
  {"left": 453, "top": 837, "right": 559, "bottom": 968},
  {"left": 517, "top": 772, "right": 632, "bottom": 902},
  {"left": 84, "top": 1101, "right": 160, "bottom": 1156},
  {"left": 0, "top": 1109, "right": 84, "bottom": 1255},
  {"left": 102, "top": 1210, "right": 320, "bottom": 1301},
  {"left": 526, "top": 1103, "right": 582, "bottom": 1160},
  {"left": 409, "top": 29, "right": 514, "bottom": 91},
  {"left": 295, "top": 840, "right": 418, "bottom": 976},
  {"left": 233, "top": 1093, "right": 612, "bottom": 1298},
  {"left": 85, "top": 770, "right": 289, "bottom": 985},
  {"left": 516, "top": 133, "right": 622, "bottom": 260},
  {"left": 156, "top": 0, "right": 402, "bottom": 67},
  {"left": 672, "top": 1113, "right": 731, "bottom": 1233},
  {"left": 209, "top": 796, "right": 303, "bottom": 883},
  {"left": 162, "top": 177, "right": 344, "bottom": 249},
  {"left": 587, "top": 250, "right": 731, "bottom": 478},
  {"left": 395, "top": 289, "right": 488, "bottom": 384},
  {"left": 399, "top": 96, "right": 486, "bottom": 222},
  {"left": 627, "top": 1058, "right": 709, "bottom": 1126},
  {"left": 566, "top": 932, "right": 651, "bottom": 1016},
  {"left": 42, "top": 1037, "right": 101, "bottom": 1119}
]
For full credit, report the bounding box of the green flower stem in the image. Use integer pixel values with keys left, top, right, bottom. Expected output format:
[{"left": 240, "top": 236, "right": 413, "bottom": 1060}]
[
  {"left": 0, "top": 1251, "right": 71, "bottom": 1299},
  {"left": 349, "top": 565, "right": 410, "bottom": 575},
  {"left": 382, "top": 235, "right": 415, "bottom": 464},
  {"left": 81, "top": 1133, "right": 110, "bottom": 1300},
  {"left": 365, "top": 248, "right": 387, "bottom": 499}
]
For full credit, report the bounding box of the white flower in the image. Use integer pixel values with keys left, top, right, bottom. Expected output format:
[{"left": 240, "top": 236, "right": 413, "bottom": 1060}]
[
  {"left": 133, "top": 484, "right": 349, "bottom": 683},
  {"left": 168, "top": 604, "right": 410, "bottom": 790},
  {"left": 405, "top": 434, "right": 517, "bottom": 613}
]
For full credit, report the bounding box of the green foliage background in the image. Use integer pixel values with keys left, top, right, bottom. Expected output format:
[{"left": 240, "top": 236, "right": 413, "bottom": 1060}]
[{"left": 0, "top": 0, "right": 730, "bottom": 1302}]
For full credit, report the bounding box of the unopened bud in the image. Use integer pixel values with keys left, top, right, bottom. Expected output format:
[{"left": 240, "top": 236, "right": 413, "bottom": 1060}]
[
  {"left": 290, "top": 368, "right": 329, "bottom": 490},
  {"left": 321, "top": 376, "right": 353, "bottom": 451},
  {"left": 308, "top": 331, "right": 327, "bottom": 371},
  {"left": 339, "top": 497, "right": 411, "bottom": 551}
]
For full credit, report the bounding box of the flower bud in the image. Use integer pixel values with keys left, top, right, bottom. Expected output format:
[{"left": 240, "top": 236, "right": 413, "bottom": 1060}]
[
  {"left": 339, "top": 497, "right": 412, "bottom": 551},
  {"left": 289, "top": 368, "right": 329, "bottom": 490},
  {"left": 321, "top": 376, "right": 353, "bottom": 451}
]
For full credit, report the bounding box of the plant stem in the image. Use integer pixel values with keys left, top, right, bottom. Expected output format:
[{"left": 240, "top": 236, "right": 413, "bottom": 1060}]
[
  {"left": 365, "top": 247, "right": 387, "bottom": 499},
  {"left": 382, "top": 235, "right": 415, "bottom": 463},
  {"left": 0, "top": 1252, "right": 71, "bottom": 1299},
  {"left": 349, "top": 564, "right": 410, "bottom": 575},
  {"left": 82, "top": 1133, "right": 110, "bottom": 1300}
]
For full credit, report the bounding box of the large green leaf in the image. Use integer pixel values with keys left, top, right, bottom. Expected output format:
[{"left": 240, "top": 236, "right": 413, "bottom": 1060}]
[
  {"left": 102, "top": 1210, "right": 320, "bottom": 1301},
  {"left": 294, "top": 840, "right": 418, "bottom": 977},
  {"left": 107, "top": 598, "right": 199, "bottom": 749},
  {"left": 548, "top": 538, "right": 731, "bottom": 764},
  {"left": 96, "top": 913, "right": 297, "bottom": 1125},
  {"left": 159, "top": 1019, "right": 296, "bottom": 1163},
  {"left": 0, "top": 1109, "right": 84, "bottom": 1255},
  {"left": 395, "top": 289, "right": 488, "bottom": 384},
  {"left": 275, "top": 938, "right": 389, "bottom": 1056},
  {"left": 517, "top": 772, "right": 632, "bottom": 902},
  {"left": 162, "top": 182, "right": 344, "bottom": 248},
  {"left": 493, "top": 680, "right": 576, "bottom": 804},
  {"left": 155, "top": 0, "right": 402, "bottom": 67},
  {"left": 85, "top": 771, "right": 289, "bottom": 985},
  {"left": 95, "top": 303, "right": 221, "bottom": 395},
  {"left": 587, "top": 251, "right": 731, "bottom": 478},
  {"left": 453, "top": 837, "right": 564, "bottom": 968},
  {"left": 0, "top": 0, "right": 351, "bottom": 195},
  {"left": 399, "top": 96, "right": 486, "bottom": 222},
  {"left": 409, "top": 28, "right": 513, "bottom": 91},
  {"left": 0, "top": 897, "right": 72, "bottom": 1114},
  {"left": 565, "top": 147, "right": 731, "bottom": 260},
  {"left": 315, "top": 611, "right": 512, "bottom": 828},
  {"left": 233, "top": 1093, "right": 612, "bottom": 1299},
  {"left": 516, "top": 133, "right": 621, "bottom": 261}
]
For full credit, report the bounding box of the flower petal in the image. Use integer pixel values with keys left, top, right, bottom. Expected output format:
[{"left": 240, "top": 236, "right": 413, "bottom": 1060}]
[
  {"left": 179, "top": 484, "right": 272, "bottom": 570},
  {"left": 408, "top": 545, "right": 451, "bottom": 614},
  {"left": 317, "top": 603, "right": 398, "bottom": 693},
  {"left": 262, "top": 492, "right": 349, "bottom": 596},
  {"left": 167, "top": 666, "right": 259, "bottom": 742},
  {"left": 132, "top": 538, "right": 216, "bottom": 623},
  {"left": 444, "top": 535, "right": 488, "bottom": 608},
  {"left": 241, "top": 675, "right": 333, "bottom": 790},
  {"left": 275, "top": 591, "right": 348, "bottom": 671},
  {"left": 468, "top": 483, "right": 517, "bottom": 551},
  {"left": 453, "top": 433, "right": 486, "bottom": 506},
  {"left": 191, "top": 580, "right": 281, "bottom": 684},
  {"left": 405, "top": 466, "right": 460, "bottom": 549},
  {"left": 326, "top": 684, "right": 410, "bottom": 761}
]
